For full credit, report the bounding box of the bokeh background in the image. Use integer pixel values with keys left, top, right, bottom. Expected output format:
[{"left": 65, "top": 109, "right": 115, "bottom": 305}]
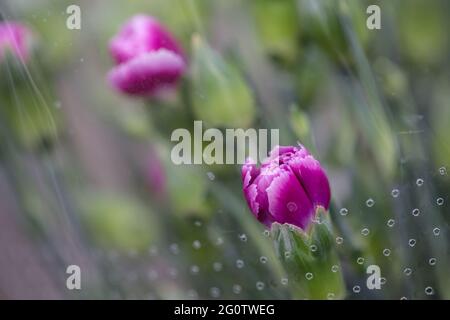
[{"left": 0, "top": 0, "right": 449, "bottom": 299}]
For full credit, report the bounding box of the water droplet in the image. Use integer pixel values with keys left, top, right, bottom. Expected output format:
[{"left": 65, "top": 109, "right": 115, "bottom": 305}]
[
  {"left": 433, "top": 227, "right": 441, "bottom": 236},
  {"left": 259, "top": 256, "right": 268, "bottom": 264},
  {"left": 206, "top": 172, "right": 215, "bottom": 181},
  {"left": 436, "top": 197, "right": 444, "bottom": 206},
  {"left": 192, "top": 240, "right": 202, "bottom": 250},
  {"left": 194, "top": 220, "right": 202, "bottom": 227},
  {"left": 170, "top": 243, "right": 180, "bottom": 255},
  {"left": 340, "top": 208, "right": 349, "bottom": 216},
  {"left": 331, "top": 265, "right": 339, "bottom": 273},
  {"left": 387, "top": 219, "right": 395, "bottom": 227},
  {"left": 236, "top": 259, "right": 245, "bottom": 269},
  {"left": 383, "top": 249, "right": 391, "bottom": 257},
  {"left": 400, "top": 296, "right": 408, "bottom": 300},
  {"left": 213, "top": 262, "right": 223, "bottom": 272},
  {"left": 336, "top": 237, "right": 344, "bottom": 244},
  {"left": 215, "top": 237, "right": 224, "bottom": 246},
  {"left": 54, "top": 101, "right": 62, "bottom": 109},
  {"left": 403, "top": 268, "right": 412, "bottom": 276},
  {"left": 357, "top": 257, "right": 365, "bottom": 265},
  {"left": 327, "top": 293, "right": 335, "bottom": 300},
  {"left": 210, "top": 287, "right": 221, "bottom": 298},
  {"left": 439, "top": 167, "right": 447, "bottom": 175},
  {"left": 429, "top": 258, "right": 437, "bottom": 266},
  {"left": 187, "top": 289, "right": 198, "bottom": 299},
  {"left": 380, "top": 277, "right": 387, "bottom": 285},
  {"left": 281, "top": 278, "right": 289, "bottom": 285},
  {"left": 310, "top": 244, "right": 318, "bottom": 252},
  {"left": 366, "top": 198, "right": 375, "bottom": 207},
  {"left": 190, "top": 265, "right": 200, "bottom": 274},
  {"left": 391, "top": 189, "right": 400, "bottom": 198},
  {"left": 232, "top": 284, "right": 242, "bottom": 294},
  {"left": 416, "top": 178, "right": 424, "bottom": 187},
  {"left": 425, "top": 287, "right": 434, "bottom": 296},
  {"left": 352, "top": 285, "right": 361, "bottom": 293},
  {"left": 361, "top": 228, "right": 370, "bottom": 236},
  {"left": 284, "top": 251, "right": 291, "bottom": 259},
  {"left": 148, "top": 246, "right": 158, "bottom": 256},
  {"left": 287, "top": 202, "right": 298, "bottom": 212},
  {"left": 305, "top": 272, "right": 314, "bottom": 280},
  {"left": 169, "top": 268, "right": 178, "bottom": 278},
  {"left": 263, "top": 230, "right": 270, "bottom": 237},
  {"left": 239, "top": 234, "right": 247, "bottom": 242},
  {"left": 256, "top": 281, "right": 265, "bottom": 290},
  {"left": 411, "top": 208, "right": 420, "bottom": 217},
  {"left": 408, "top": 239, "right": 416, "bottom": 247}
]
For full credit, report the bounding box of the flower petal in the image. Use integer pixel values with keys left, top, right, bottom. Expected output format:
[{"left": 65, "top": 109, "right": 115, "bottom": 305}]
[
  {"left": 288, "top": 155, "right": 331, "bottom": 209},
  {"left": 107, "top": 49, "right": 185, "bottom": 96},
  {"left": 266, "top": 168, "right": 314, "bottom": 230}
]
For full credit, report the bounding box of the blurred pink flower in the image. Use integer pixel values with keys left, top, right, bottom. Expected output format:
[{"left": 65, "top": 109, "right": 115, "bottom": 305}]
[
  {"left": 241, "top": 145, "right": 331, "bottom": 230},
  {"left": 107, "top": 15, "right": 186, "bottom": 96},
  {"left": 0, "top": 21, "right": 33, "bottom": 63}
]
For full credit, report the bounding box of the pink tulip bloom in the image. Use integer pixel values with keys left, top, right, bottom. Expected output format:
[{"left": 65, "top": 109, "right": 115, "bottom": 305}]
[
  {"left": 107, "top": 15, "right": 186, "bottom": 96},
  {"left": 241, "top": 145, "right": 331, "bottom": 230},
  {"left": 0, "top": 21, "right": 33, "bottom": 63}
]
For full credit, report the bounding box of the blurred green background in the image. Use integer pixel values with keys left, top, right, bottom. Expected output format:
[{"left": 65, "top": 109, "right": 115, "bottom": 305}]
[{"left": 0, "top": 0, "right": 449, "bottom": 299}]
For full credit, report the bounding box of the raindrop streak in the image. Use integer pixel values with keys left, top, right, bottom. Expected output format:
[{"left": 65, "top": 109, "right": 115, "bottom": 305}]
[
  {"left": 408, "top": 239, "right": 416, "bottom": 247},
  {"left": 391, "top": 189, "right": 400, "bottom": 198},
  {"left": 416, "top": 178, "right": 424, "bottom": 186},
  {"left": 361, "top": 228, "right": 370, "bottom": 236},
  {"left": 425, "top": 287, "right": 434, "bottom": 296},
  {"left": 429, "top": 258, "right": 437, "bottom": 266},
  {"left": 412, "top": 208, "right": 420, "bottom": 217},
  {"left": 436, "top": 197, "right": 444, "bottom": 206},
  {"left": 366, "top": 198, "right": 375, "bottom": 207},
  {"left": 383, "top": 249, "right": 391, "bottom": 257},
  {"left": 387, "top": 219, "right": 395, "bottom": 227},
  {"left": 340, "top": 208, "right": 349, "bottom": 216},
  {"left": 305, "top": 273, "right": 314, "bottom": 280},
  {"left": 353, "top": 286, "right": 361, "bottom": 293}
]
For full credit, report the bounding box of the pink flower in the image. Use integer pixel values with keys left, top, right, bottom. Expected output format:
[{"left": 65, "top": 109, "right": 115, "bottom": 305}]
[
  {"left": 241, "top": 145, "right": 331, "bottom": 230},
  {"left": 0, "top": 21, "right": 33, "bottom": 63},
  {"left": 107, "top": 15, "right": 186, "bottom": 96}
]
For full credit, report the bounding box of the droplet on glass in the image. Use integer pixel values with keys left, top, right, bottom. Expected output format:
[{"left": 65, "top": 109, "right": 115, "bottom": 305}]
[
  {"left": 366, "top": 198, "right": 375, "bottom": 207},
  {"left": 305, "top": 272, "right": 314, "bottom": 280},
  {"left": 439, "top": 167, "right": 447, "bottom": 175},
  {"left": 256, "top": 281, "right": 265, "bottom": 290},
  {"left": 411, "top": 208, "right": 420, "bottom": 217},
  {"left": 210, "top": 287, "right": 221, "bottom": 298},
  {"left": 192, "top": 240, "right": 202, "bottom": 250},
  {"left": 425, "top": 287, "right": 434, "bottom": 296},
  {"left": 416, "top": 178, "right": 424, "bottom": 187},
  {"left": 391, "top": 189, "right": 400, "bottom": 198},
  {"left": 387, "top": 219, "right": 395, "bottom": 227},
  {"left": 436, "top": 197, "right": 444, "bottom": 206},
  {"left": 429, "top": 258, "right": 437, "bottom": 266},
  {"left": 403, "top": 268, "right": 412, "bottom": 276},
  {"left": 361, "top": 228, "right": 370, "bottom": 236},
  {"left": 232, "top": 284, "right": 242, "bottom": 294},
  {"left": 239, "top": 234, "right": 247, "bottom": 242},
  {"left": 310, "top": 244, "right": 318, "bottom": 252},
  {"left": 206, "top": 172, "right": 215, "bottom": 181},
  {"left": 259, "top": 256, "right": 268, "bottom": 264},
  {"left": 331, "top": 265, "right": 339, "bottom": 273},
  {"left": 433, "top": 227, "right": 441, "bottom": 236},
  {"left": 383, "top": 249, "right": 391, "bottom": 257},
  {"left": 352, "top": 285, "right": 361, "bottom": 293},
  {"left": 236, "top": 259, "right": 245, "bottom": 269},
  {"left": 213, "top": 262, "right": 223, "bottom": 272},
  {"left": 357, "top": 257, "right": 365, "bottom": 265},
  {"left": 336, "top": 237, "right": 344, "bottom": 245},
  {"left": 340, "top": 208, "right": 349, "bottom": 216},
  {"left": 408, "top": 239, "right": 416, "bottom": 247}
]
